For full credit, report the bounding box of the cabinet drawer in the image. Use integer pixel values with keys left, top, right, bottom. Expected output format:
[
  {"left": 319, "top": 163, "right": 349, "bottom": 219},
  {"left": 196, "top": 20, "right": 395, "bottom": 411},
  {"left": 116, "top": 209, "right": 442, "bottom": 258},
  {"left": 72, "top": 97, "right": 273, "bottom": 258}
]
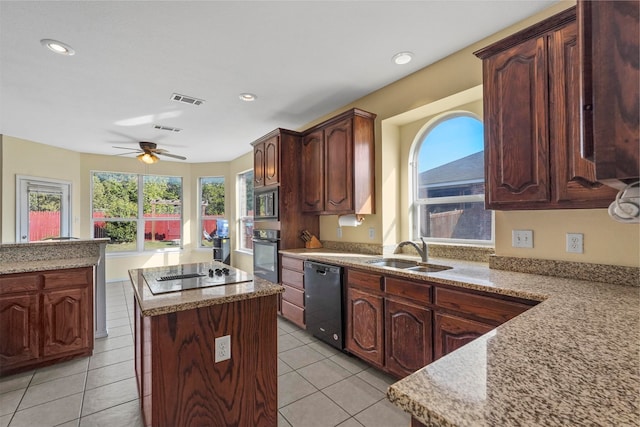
[
  {"left": 43, "top": 268, "right": 92, "bottom": 290},
  {"left": 281, "top": 269, "right": 304, "bottom": 290},
  {"left": 281, "top": 300, "right": 305, "bottom": 328},
  {"left": 0, "top": 274, "right": 40, "bottom": 295},
  {"left": 385, "top": 277, "right": 431, "bottom": 305},
  {"left": 282, "top": 284, "right": 304, "bottom": 307},
  {"left": 281, "top": 256, "right": 304, "bottom": 272},
  {"left": 347, "top": 269, "right": 383, "bottom": 293},
  {"left": 435, "top": 287, "right": 531, "bottom": 325}
]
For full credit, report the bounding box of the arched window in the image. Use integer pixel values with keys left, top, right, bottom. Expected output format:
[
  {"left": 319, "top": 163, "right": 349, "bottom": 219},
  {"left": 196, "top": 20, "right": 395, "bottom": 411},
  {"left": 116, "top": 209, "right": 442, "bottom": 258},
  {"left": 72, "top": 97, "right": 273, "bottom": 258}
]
[{"left": 411, "top": 113, "right": 493, "bottom": 244}]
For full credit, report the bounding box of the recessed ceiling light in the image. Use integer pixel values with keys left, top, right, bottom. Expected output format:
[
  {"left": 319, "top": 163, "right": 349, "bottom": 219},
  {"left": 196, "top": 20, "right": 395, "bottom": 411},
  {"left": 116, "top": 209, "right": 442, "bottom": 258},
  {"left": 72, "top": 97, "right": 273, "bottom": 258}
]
[
  {"left": 40, "top": 39, "right": 75, "bottom": 56},
  {"left": 239, "top": 93, "right": 257, "bottom": 102},
  {"left": 392, "top": 51, "right": 413, "bottom": 65}
]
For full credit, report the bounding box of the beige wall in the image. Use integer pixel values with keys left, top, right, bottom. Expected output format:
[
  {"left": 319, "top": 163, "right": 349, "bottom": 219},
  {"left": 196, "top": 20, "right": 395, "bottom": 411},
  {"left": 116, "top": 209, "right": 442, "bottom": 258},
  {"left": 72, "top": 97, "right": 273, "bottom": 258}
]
[{"left": 3, "top": 0, "right": 637, "bottom": 273}]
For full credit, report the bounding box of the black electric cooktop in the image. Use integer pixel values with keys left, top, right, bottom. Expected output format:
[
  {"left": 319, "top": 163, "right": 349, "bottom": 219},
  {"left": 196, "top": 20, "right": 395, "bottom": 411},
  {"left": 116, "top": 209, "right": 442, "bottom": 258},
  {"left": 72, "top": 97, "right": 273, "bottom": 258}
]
[{"left": 143, "top": 263, "right": 253, "bottom": 295}]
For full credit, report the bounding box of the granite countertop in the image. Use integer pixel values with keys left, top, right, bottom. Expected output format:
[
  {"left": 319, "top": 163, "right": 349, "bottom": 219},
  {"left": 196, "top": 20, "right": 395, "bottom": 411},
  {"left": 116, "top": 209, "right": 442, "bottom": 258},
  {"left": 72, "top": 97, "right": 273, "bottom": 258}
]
[
  {"left": 280, "top": 248, "right": 640, "bottom": 426},
  {"left": 0, "top": 257, "right": 101, "bottom": 275},
  {"left": 130, "top": 262, "right": 284, "bottom": 317}
]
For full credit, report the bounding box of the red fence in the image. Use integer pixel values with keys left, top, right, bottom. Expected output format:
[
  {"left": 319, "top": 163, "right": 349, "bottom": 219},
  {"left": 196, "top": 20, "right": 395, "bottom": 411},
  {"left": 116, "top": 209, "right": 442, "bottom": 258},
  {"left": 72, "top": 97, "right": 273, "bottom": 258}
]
[{"left": 29, "top": 211, "right": 61, "bottom": 241}]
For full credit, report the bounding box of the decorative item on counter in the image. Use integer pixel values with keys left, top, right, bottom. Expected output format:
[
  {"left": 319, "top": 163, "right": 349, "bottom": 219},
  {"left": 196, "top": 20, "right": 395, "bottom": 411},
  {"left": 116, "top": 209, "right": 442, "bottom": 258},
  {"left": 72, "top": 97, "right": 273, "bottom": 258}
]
[
  {"left": 338, "top": 214, "right": 364, "bottom": 227},
  {"left": 608, "top": 181, "right": 640, "bottom": 224},
  {"left": 301, "top": 230, "right": 323, "bottom": 248}
]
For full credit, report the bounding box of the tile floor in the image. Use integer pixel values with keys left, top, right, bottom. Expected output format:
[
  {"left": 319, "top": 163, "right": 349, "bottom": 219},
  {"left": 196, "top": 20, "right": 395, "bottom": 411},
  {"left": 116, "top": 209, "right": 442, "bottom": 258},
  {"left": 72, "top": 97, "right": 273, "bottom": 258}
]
[{"left": 0, "top": 280, "right": 410, "bottom": 427}]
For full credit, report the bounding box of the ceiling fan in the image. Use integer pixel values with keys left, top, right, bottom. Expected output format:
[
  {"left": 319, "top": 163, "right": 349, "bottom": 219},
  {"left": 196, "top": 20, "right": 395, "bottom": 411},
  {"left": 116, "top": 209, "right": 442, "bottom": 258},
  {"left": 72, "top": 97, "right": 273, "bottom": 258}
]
[{"left": 113, "top": 141, "right": 187, "bottom": 164}]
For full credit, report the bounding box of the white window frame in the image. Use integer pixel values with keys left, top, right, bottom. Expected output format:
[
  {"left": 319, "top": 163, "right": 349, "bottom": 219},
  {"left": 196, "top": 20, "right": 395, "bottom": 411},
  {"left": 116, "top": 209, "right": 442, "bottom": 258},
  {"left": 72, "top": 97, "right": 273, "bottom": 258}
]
[
  {"left": 16, "top": 175, "right": 72, "bottom": 242},
  {"left": 90, "top": 171, "right": 183, "bottom": 253},
  {"left": 198, "top": 176, "right": 226, "bottom": 248},
  {"left": 409, "top": 112, "right": 494, "bottom": 245},
  {"left": 236, "top": 169, "right": 254, "bottom": 254}
]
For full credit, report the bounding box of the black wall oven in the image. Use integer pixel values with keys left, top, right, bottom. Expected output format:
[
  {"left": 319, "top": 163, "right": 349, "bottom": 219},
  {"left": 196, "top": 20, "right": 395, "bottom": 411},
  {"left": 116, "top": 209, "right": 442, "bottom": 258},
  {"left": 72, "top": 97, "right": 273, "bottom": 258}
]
[{"left": 252, "top": 229, "right": 279, "bottom": 283}]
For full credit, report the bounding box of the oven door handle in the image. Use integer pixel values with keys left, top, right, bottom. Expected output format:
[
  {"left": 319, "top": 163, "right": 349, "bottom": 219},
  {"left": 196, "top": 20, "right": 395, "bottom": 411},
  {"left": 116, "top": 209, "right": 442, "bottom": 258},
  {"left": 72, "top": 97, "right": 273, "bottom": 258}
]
[{"left": 252, "top": 238, "right": 279, "bottom": 243}]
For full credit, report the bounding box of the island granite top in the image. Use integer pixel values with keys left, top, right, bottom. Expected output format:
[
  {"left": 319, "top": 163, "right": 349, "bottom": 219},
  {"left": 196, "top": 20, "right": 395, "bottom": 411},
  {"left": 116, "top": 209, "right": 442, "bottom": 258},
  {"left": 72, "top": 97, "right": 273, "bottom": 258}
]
[
  {"left": 280, "top": 248, "right": 640, "bottom": 426},
  {"left": 129, "top": 261, "right": 283, "bottom": 316}
]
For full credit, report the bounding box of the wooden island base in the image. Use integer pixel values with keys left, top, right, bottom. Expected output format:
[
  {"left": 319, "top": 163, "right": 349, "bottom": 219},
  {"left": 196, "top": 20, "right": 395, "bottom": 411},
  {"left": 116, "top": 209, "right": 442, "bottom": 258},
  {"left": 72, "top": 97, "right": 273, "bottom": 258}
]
[{"left": 134, "top": 294, "right": 278, "bottom": 427}]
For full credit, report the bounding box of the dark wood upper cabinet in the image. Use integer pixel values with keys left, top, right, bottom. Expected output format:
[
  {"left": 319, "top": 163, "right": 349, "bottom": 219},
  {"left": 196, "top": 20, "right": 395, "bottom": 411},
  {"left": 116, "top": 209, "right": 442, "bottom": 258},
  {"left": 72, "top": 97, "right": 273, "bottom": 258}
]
[
  {"left": 578, "top": 0, "right": 639, "bottom": 185},
  {"left": 300, "top": 108, "right": 376, "bottom": 215},
  {"left": 475, "top": 7, "right": 618, "bottom": 209},
  {"left": 252, "top": 135, "right": 280, "bottom": 188}
]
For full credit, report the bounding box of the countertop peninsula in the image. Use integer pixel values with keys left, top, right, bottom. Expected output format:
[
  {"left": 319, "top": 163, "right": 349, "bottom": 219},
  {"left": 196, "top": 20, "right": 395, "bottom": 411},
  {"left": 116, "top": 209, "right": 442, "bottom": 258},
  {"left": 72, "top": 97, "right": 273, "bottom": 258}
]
[{"left": 280, "top": 248, "right": 640, "bottom": 426}]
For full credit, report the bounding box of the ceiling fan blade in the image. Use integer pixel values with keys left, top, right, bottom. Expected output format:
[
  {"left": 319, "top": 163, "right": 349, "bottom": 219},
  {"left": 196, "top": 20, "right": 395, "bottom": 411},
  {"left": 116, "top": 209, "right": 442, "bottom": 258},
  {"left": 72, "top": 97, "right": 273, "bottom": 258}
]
[
  {"left": 114, "top": 151, "right": 141, "bottom": 156},
  {"left": 113, "top": 146, "right": 142, "bottom": 151},
  {"left": 157, "top": 152, "right": 187, "bottom": 160}
]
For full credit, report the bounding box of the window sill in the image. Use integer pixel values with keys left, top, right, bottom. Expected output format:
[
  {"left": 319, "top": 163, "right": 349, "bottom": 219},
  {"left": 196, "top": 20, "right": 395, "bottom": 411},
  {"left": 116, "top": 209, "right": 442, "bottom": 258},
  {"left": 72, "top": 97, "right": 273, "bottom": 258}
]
[{"left": 234, "top": 249, "right": 253, "bottom": 256}]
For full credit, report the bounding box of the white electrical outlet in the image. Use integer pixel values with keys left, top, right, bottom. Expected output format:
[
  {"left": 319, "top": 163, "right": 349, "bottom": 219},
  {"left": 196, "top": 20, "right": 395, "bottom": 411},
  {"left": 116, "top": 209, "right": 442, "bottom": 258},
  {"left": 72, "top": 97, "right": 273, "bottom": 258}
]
[
  {"left": 215, "top": 335, "right": 231, "bottom": 362},
  {"left": 337, "top": 227, "right": 342, "bottom": 239},
  {"left": 512, "top": 230, "right": 533, "bottom": 248},
  {"left": 566, "top": 233, "right": 584, "bottom": 253},
  {"left": 368, "top": 227, "right": 375, "bottom": 240}
]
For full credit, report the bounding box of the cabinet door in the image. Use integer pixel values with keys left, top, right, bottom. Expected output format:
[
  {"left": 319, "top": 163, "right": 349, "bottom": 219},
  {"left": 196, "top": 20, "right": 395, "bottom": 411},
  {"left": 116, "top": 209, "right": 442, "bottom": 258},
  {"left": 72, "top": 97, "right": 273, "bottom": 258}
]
[
  {"left": 550, "top": 21, "right": 618, "bottom": 205},
  {"left": 483, "top": 36, "right": 550, "bottom": 208},
  {"left": 346, "top": 288, "right": 384, "bottom": 368},
  {"left": 264, "top": 136, "right": 280, "bottom": 186},
  {"left": 434, "top": 312, "right": 493, "bottom": 360},
  {"left": 324, "top": 118, "right": 353, "bottom": 213},
  {"left": 253, "top": 142, "right": 265, "bottom": 188},
  {"left": 579, "top": 0, "right": 639, "bottom": 181},
  {"left": 385, "top": 298, "right": 432, "bottom": 378},
  {"left": 0, "top": 294, "right": 39, "bottom": 368},
  {"left": 42, "top": 287, "right": 90, "bottom": 356},
  {"left": 301, "top": 130, "right": 325, "bottom": 213}
]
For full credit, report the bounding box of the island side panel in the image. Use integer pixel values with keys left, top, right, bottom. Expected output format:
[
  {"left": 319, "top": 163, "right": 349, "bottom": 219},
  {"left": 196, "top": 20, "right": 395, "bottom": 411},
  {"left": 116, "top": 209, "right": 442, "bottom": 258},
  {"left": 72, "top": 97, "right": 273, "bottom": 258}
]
[{"left": 142, "top": 295, "right": 278, "bottom": 427}]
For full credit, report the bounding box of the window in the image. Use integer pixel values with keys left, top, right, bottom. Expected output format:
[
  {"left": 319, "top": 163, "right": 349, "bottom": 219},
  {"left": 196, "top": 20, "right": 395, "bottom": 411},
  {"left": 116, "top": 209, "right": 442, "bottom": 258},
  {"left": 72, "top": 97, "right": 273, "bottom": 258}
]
[
  {"left": 237, "top": 170, "right": 254, "bottom": 251},
  {"left": 199, "top": 176, "right": 226, "bottom": 247},
  {"left": 411, "top": 114, "right": 493, "bottom": 244},
  {"left": 16, "top": 176, "right": 71, "bottom": 242},
  {"left": 91, "top": 172, "right": 183, "bottom": 252}
]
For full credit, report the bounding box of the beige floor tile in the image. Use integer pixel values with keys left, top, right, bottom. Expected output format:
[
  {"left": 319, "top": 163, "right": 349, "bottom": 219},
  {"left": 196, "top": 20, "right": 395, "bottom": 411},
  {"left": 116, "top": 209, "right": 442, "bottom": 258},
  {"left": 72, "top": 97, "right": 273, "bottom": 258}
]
[
  {"left": 0, "top": 371, "right": 33, "bottom": 394},
  {"left": 307, "top": 340, "right": 340, "bottom": 357},
  {"left": 279, "top": 346, "right": 326, "bottom": 370},
  {"left": 9, "top": 392, "right": 82, "bottom": 427},
  {"left": 31, "top": 357, "right": 89, "bottom": 386},
  {"left": 278, "top": 334, "right": 305, "bottom": 353},
  {"left": 280, "top": 392, "right": 350, "bottom": 427},
  {"left": 0, "top": 389, "right": 25, "bottom": 417},
  {"left": 93, "top": 334, "right": 133, "bottom": 354},
  {"left": 104, "top": 325, "right": 132, "bottom": 338},
  {"left": 337, "top": 418, "right": 365, "bottom": 427},
  {"left": 85, "top": 360, "right": 135, "bottom": 390},
  {"left": 56, "top": 419, "right": 79, "bottom": 427},
  {"left": 354, "top": 399, "right": 410, "bottom": 427},
  {"left": 297, "top": 359, "right": 352, "bottom": 389},
  {"left": 81, "top": 377, "right": 138, "bottom": 417},
  {"left": 88, "top": 346, "right": 133, "bottom": 370},
  {"left": 289, "top": 330, "right": 319, "bottom": 345},
  {"left": 322, "top": 376, "right": 383, "bottom": 416},
  {"left": 329, "top": 353, "right": 370, "bottom": 375},
  {"left": 277, "top": 319, "right": 300, "bottom": 333},
  {"left": 0, "top": 413, "right": 12, "bottom": 427},
  {"left": 356, "top": 368, "right": 397, "bottom": 393},
  {"left": 278, "top": 358, "right": 293, "bottom": 376},
  {"left": 105, "top": 310, "right": 128, "bottom": 321},
  {"left": 277, "top": 372, "right": 317, "bottom": 408},
  {"left": 105, "top": 316, "right": 130, "bottom": 328},
  {"left": 18, "top": 372, "right": 86, "bottom": 410},
  {"left": 277, "top": 412, "right": 292, "bottom": 427},
  {"left": 79, "top": 399, "right": 143, "bottom": 427}
]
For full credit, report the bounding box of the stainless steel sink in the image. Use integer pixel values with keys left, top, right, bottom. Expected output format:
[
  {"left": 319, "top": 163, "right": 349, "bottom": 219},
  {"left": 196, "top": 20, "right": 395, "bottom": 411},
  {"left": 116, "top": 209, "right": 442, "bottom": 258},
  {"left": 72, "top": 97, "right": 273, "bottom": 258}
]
[
  {"left": 406, "top": 264, "right": 452, "bottom": 273},
  {"left": 366, "top": 258, "right": 452, "bottom": 273},
  {"left": 366, "top": 258, "right": 418, "bottom": 269}
]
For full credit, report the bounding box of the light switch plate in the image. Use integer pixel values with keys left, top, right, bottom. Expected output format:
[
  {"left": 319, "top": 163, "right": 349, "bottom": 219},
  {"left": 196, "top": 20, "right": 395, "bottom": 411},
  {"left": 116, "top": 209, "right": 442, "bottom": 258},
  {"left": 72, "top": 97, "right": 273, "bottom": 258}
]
[{"left": 512, "top": 230, "right": 533, "bottom": 248}]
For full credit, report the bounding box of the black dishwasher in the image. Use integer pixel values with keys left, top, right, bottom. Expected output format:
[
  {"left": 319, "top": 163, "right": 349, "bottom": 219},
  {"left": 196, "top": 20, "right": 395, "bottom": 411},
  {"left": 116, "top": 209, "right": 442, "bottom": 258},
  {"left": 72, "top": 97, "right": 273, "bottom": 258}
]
[{"left": 304, "top": 261, "right": 344, "bottom": 350}]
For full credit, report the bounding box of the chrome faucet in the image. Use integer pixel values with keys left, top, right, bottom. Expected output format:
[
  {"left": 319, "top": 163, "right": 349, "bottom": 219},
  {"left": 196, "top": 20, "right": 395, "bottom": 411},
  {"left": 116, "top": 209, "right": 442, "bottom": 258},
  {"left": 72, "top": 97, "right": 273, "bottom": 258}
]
[{"left": 396, "top": 237, "right": 428, "bottom": 262}]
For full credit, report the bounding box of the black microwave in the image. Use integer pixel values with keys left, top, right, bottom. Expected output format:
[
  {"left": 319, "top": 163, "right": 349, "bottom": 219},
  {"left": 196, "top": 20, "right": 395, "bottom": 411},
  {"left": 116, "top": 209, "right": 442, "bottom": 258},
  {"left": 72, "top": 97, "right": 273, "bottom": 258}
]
[{"left": 254, "top": 188, "right": 278, "bottom": 220}]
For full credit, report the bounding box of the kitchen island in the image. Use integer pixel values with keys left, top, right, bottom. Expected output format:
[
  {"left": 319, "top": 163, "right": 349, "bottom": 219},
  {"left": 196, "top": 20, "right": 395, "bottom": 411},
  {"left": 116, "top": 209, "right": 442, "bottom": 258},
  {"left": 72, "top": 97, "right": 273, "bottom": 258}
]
[
  {"left": 129, "top": 261, "right": 283, "bottom": 427},
  {"left": 280, "top": 249, "right": 640, "bottom": 426}
]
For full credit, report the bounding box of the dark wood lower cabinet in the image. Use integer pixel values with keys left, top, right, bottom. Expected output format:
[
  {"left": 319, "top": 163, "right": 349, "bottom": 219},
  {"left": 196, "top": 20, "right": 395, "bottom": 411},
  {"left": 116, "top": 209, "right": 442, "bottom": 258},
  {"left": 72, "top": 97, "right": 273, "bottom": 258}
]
[
  {"left": 134, "top": 294, "right": 278, "bottom": 427},
  {"left": 385, "top": 298, "right": 432, "bottom": 378},
  {"left": 346, "top": 287, "right": 385, "bottom": 369},
  {"left": 433, "top": 312, "right": 494, "bottom": 360},
  {"left": 0, "top": 267, "right": 93, "bottom": 376}
]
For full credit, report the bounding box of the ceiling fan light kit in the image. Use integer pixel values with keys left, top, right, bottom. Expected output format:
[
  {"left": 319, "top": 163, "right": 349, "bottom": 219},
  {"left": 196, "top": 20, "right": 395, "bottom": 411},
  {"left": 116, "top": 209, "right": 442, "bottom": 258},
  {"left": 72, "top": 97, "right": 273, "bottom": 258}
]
[{"left": 137, "top": 152, "right": 159, "bottom": 164}]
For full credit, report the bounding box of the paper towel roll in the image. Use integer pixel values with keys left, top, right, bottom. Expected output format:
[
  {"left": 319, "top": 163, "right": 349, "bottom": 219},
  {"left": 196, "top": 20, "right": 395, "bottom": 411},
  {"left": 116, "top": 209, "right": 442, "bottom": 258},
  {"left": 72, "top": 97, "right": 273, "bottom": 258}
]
[{"left": 338, "top": 214, "right": 364, "bottom": 227}]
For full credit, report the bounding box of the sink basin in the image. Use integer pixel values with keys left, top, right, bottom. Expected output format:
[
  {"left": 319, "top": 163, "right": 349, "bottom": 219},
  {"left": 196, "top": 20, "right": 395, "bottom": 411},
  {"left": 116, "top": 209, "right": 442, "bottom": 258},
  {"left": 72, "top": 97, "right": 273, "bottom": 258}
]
[
  {"left": 406, "top": 264, "right": 452, "bottom": 273},
  {"left": 366, "top": 258, "right": 417, "bottom": 269}
]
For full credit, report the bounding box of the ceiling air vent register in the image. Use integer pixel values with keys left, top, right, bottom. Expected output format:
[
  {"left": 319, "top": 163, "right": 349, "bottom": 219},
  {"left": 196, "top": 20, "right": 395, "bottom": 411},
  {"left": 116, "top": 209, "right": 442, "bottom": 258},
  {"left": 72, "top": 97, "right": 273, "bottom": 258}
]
[
  {"left": 171, "top": 93, "right": 205, "bottom": 106},
  {"left": 153, "top": 124, "right": 182, "bottom": 132}
]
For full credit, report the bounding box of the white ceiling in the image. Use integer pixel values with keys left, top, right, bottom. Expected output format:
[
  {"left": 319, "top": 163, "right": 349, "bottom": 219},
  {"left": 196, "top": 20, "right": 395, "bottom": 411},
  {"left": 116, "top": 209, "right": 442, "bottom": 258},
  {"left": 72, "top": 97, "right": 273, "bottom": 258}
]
[{"left": 0, "top": 0, "right": 557, "bottom": 163}]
